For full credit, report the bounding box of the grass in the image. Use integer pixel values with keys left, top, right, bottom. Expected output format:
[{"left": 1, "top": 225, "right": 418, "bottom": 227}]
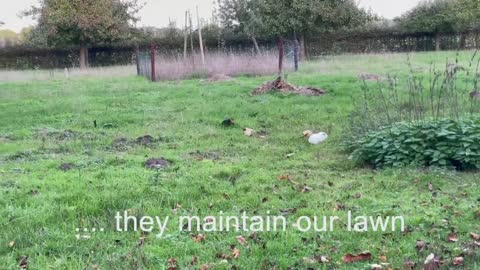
[{"left": 0, "top": 50, "right": 479, "bottom": 269}]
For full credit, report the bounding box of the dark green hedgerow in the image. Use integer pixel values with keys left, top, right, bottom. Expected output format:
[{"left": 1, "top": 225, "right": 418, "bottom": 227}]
[{"left": 348, "top": 118, "right": 480, "bottom": 169}]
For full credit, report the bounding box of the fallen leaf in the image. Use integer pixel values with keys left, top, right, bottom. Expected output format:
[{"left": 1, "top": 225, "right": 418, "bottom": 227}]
[
  {"left": 353, "top": 192, "right": 363, "bottom": 199},
  {"left": 343, "top": 252, "right": 372, "bottom": 263},
  {"left": 193, "top": 234, "right": 206, "bottom": 243},
  {"left": 232, "top": 247, "right": 240, "bottom": 259},
  {"left": 236, "top": 236, "right": 248, "bottom": 246},
  {"left": 243, "top": 128, "right": 254, "bottom": 137},
  {"left": 200, "top": 264, "right": 214, "bottom": 270},
  {"left": 191, "top": 256, "right": 198, "bottom": 265},
  {"left": 470, "top": 232, "right": 480, "bottom": 240},
  {"left": 403, "top": 259, "right": 416, "bottom": 269},
  {"left": 300, "top": 185, "right": 313, "bottom": 193},
  {"left": 216, "top": 253, "right": 230, "bottom": 260},
  {"left": 19, "top": 256, "right": 28, "bottom": 269},
  {"left": 303, "top": 255, "right": 329, "bottom": 264},
  {"left": 416, "top": 240, "right": 426, "bottom": 252},
  {"left": 316, "top": 255, "right": 329, "bottom": 263},
  {"left": 277, "top": 175, "right": 290, "bottom": 180},
  {"left": 334, "top": 203, "right": 346, "bottom": 211},
  {"left": 371, "top": 264, "right": 382, "bottom": 270},
  {"left": 168, "top": 257, "right": 177, "bottom": 270},
  {"left": 424, "top": 253, "right": 441, "bottom": 270},
  {"left": 428, "top": 182, "right": 433, "bottom": 191},
  {"left": 447, "top": 233, "right": 458, "bottom": 242},
  {"left": 452, "top": 256, "right": 463, "bottom": 266},
  {"left": 379, "top": 255, "right": 387, "bottom": 262},
  {"left": 171, "top": 203, "right": 182, "bottom": 215},
  {"left": 8, "top": 241, "right": 15, "bottom": 248},
  {"left": 137, "top": 236, "right": 145, "bottom": 247}
]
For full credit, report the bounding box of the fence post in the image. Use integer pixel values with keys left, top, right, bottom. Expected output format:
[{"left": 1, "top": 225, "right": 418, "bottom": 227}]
[
  {"left": 135, "top": 45, "right": 140, "bottom": 76},
  {"left": 150, "top": 43, "right": 156, "bottom": 81}
]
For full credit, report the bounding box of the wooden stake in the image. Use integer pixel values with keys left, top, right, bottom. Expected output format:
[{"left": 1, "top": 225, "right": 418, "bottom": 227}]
[
  {"left": 183, "top": 11, "right": 188, "bottom": 59},
  {"left": 196, "top": 6, "right": 205, "bottom": 67},
  {"left": 150, "top": 43, "right": 156, "bottom": 81},
  {"left": 189, "top": 10, "right": 195, "bottom": 69},
  {"left": 278, "top": 37, "right": 284, "bottom": 78}
]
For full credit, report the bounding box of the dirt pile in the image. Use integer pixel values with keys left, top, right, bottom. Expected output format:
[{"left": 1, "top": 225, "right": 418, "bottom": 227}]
[
  {"left": 251, "top": 77, "right": 325, "bottom": 96},
  {"left": 144, "top": 158, "right": 170, "bottom": 170}
]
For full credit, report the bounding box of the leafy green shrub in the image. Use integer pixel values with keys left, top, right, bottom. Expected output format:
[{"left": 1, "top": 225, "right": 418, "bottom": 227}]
[{"left": 348, "top": 118, "right": 480, "bottom": 169}]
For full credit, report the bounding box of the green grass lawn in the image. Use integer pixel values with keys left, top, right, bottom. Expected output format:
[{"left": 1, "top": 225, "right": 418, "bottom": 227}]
[{"left": 1, "top": 51, "right": 479, "bottom": 269}]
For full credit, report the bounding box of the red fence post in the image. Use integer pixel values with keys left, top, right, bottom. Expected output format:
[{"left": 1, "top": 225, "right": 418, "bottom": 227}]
[{"left": 150, "top": 43, "right": 156, "bottom": 81}]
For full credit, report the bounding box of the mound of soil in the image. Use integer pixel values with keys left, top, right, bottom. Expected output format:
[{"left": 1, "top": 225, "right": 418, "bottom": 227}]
[
  {"left": 36, "top": 128, "right": 77, "bottom": 141},
  {"left": 189, "top": 150, "right": 221, "bottom": 161},
  {"left": 251, "top": 77, "right": 325, "bottom": 96},
  {"left": 111, "top": 137, "right": 130, "bottom": 151},
  {"left": 59, "top": 163, "right": 75, "bottom": 171},
  {"left": 135, "top": 135, "right": 155, "bottom": 146},
  {"left": 144, "top": 158, "right": 170, "bottom": 170}
]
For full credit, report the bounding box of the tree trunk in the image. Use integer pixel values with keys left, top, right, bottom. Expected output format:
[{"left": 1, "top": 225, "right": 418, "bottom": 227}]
[
  {"left": 435, "top": 32, "right": 441, "bottom": 51},
  {"left": 278, "top": 37, "right": 284, "bottom": 78},
  {"left": 251, "top": 35, "right": 261, "bottom": 55},
  {"left": 459, "top": 33, "right": 466, "bottom": 49},
  {"left": 299, "top": 33, "right": 307, "bottom": 61},
  {"left": 79, "top": 46, "right": 88, "bottom": 69},
  {"left": 293, "top": 33, "right": 299, "bottom": 72}
]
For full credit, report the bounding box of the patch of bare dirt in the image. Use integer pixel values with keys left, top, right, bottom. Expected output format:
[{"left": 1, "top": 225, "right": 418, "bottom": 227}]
[
  {"left": 59, "top": 163, "right": 75, "bottom": 171},
  {"left": 189, "top": 150, "right": 222, "bottom": 161},
  {"left": 135, "top": 135, "right": 155, "bottom": 146},
  {"left": 35, "top": 128, "right": 77, "bottom": 141},
  {"left": 111, "top": 135, "right": 158, "bottom": 151},
  {"left": 358, "top": 73, "right": 386, "bottom": 81},
  {"left": 145, "top": 158, "right": 171, "bottom": 170},
  {"left": 251, "top": 77, "right": 325, "bottom": 96},
  {"left": 111, "top": 137, "right": 130, "bottom": 151}
]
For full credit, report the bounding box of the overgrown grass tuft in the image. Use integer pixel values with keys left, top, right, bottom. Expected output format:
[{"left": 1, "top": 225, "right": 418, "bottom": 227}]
[{"left": 345, "top": 52, "right": 480, "bottom": 169}]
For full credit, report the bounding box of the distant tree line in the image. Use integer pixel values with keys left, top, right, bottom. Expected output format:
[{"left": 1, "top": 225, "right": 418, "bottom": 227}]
[{"left": 1, "top": 0, "right": 479, "bottom": 69}]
